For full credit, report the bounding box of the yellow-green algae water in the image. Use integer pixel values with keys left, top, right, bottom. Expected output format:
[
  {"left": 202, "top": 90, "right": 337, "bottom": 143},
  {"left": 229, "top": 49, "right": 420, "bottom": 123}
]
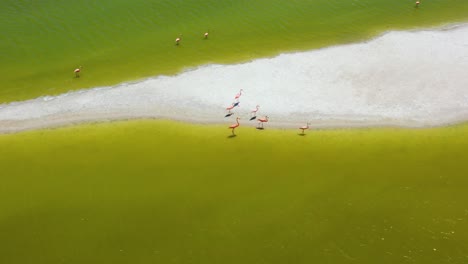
[
  {"left": 1, "top": 0, "right": 468, "bottom": 102},
  {"left": 1, "top": 121, "right": 468, "bottom": 263},
  {"left": 2, "top": 0, "right": 468, "bottom": 263}
]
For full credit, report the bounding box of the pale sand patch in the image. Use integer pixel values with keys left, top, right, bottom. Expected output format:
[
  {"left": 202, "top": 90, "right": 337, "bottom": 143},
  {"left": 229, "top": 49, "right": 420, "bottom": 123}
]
[{"left": 1, "top": 24, "right": 468, "bottom": 133}]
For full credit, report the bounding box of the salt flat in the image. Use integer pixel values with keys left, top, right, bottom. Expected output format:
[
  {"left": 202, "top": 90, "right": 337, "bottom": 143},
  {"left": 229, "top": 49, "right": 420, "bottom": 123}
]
[{"left": 1, "top": 24, "right": 467, "bottom": 133}]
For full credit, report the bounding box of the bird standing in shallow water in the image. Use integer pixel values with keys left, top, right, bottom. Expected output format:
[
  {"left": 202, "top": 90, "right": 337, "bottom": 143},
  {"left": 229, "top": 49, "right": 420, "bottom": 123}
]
[
  {"left": 234, "top": 89, "right": 243, "bottom": 100},
  {"left": 74, "top": 66, "right": 82, "bottom": 78},
  {"left": 229, "top": 117, "right": 241, "bottom": 135},
  {"left": 251, "top": 105, "right": 259, "bottom": 116},
  {"left": 226, "top": 103, "right": 235, "bottom": 113},
  {"left": 299, "top": 122, "right": 310, "bottom": 135},
  {"left": 225, "top": 103, "right": 236, "bottom": 117},
  {"left": 257, "top": 116, "right": 269, "bottom": 129},
  {"left": 175, "top": 34, "right": 182, "bottom": 45},
  {"left": 250, "top": 105, "right": 260, "bottom": 120}
]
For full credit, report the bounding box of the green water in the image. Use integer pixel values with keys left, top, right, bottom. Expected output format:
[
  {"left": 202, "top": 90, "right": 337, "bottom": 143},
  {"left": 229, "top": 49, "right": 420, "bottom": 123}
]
[
  {"left": 1, "top": 121, "right": 468, "bottom": 263},
  {"left": 2, "top": 1, "right": 468, "bottom": 262},
  {"left": 1, "top": 0, "right": 468, "bottom": 103}
]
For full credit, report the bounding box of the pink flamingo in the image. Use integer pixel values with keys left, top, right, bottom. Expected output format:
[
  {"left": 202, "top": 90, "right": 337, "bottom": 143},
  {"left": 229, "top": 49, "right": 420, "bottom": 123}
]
[
  {"left": 257, "top": 116, "right": 269, "bottom": 129},
  {"left": 250, "top": 105, "right": 260, "bottom": 117},
  {"left": 234, "top": 89, "right": 243, "bottom": 100},
  {"left": 229, "top": 117, "right": 241, "bottom": 135},
  {"left": 299, "top": 122, "right": 311, "bottom": 135},
  {"left": 226, "top": 103, "right": 236, "bottom": 114},
  {"left": 74, "top": 66, "right": 82, "bottom": 78}
]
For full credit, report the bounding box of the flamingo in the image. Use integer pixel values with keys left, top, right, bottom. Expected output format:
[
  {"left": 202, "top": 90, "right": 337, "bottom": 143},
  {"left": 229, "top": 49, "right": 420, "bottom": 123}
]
[
  {"left": 74, "top": 66, "right": 82, "bottom": 78},
  {"left": 234, "top": 89, "right": 243, "bottom": 100},
  {"left": 250, "top": 105, "right": 260, "bottom": 116},
  {"left": 226, "top": 102, "right": 239, "bottom": 117},
  {"left": 226, "top": 103, "right": 236, "bottom": 114},
  {"left": 229, "top": 117, "right": 241, "bottom": 135},
  {"left": 299, "top": 122, "right": 311, "bottom": 135},
  {"left": 204, "top": 32, "right": 209, "bottom": 39},
  {"left": 175, "top": 35, "right": 182, "bottom": 45},
  {"left": 257, "top": 116, "right": 269, "bottom": 129}
]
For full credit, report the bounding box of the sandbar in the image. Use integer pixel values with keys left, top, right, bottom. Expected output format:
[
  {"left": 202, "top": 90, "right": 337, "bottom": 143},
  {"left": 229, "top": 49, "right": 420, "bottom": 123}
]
[{"left": 1, "top": 24, "right": 468, "bottom": 134}]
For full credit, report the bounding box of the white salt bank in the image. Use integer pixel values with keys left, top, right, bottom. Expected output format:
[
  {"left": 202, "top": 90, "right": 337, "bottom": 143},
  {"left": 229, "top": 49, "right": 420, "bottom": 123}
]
[{"left": 1, "top": 24, "right": 468, "bottom": 133}]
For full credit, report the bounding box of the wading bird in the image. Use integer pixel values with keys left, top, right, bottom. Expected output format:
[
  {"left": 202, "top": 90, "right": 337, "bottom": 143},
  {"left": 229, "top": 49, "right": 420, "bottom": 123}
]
[
  {"left": 229, "top": 117, "right": 241, "bottom": 135},
  {"left": 74, "top": 66, "right": 82, "bottom": 78},
  {"left": 250, "top": 105, "right": 260, "bottom": 118},
  {"left": 257, "top": 116, "right": 269, "bottom": 129},
  {"left": 175, "top": 35, "right": 182, "bottom": 45},
  {"left": 225, "top": 103, "right": 236, "bottom": 117},
  {"left": 299, "top": 122, "right": 311, "bottom": 135},
  {"left": 234, "top": 89, "right": 243, "bottom": 100},
  {"left": 226, "top": 103, "right": 235, "bottom": 113}
]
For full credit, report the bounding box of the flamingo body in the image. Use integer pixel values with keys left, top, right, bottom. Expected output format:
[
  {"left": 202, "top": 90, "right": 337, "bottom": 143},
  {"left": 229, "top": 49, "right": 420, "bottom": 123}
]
[
  {"left": 299, "top": 122, "right": 311, "bottom": 134},
  {"left": 257, "top": 116, "right": 269, "bottom": 128},
  {"left": 251, "top": 105, "right": 260, "bottom": 114},
  {"left": 234, "top": 89, "right": 243, "bottom": 100},
  {"left": 229, "top": 117, "right": 241, "bottom": 135},
  {"left": 74, "top": 66, "right": 82, "bottom": 77},
  {"left": 229, "top": 123, "right": 240, "bottom": 129}
]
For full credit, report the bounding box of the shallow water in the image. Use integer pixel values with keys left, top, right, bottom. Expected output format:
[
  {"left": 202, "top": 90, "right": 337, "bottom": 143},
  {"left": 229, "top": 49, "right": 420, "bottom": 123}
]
[
  {"left": 1, "top": 0, "right": 468, "bottom": 102},
  {"left": 1, "top": 120, "right": 468, "bottom": 264},
  {"left": 1, "top": 1, "right": 468, "bottom": 263}
]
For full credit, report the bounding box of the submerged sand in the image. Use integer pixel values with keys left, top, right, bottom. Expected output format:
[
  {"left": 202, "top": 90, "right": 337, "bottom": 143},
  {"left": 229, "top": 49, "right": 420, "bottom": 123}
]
[{"left": 1, "top": 24, "right": 468, "bottom": 133}]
